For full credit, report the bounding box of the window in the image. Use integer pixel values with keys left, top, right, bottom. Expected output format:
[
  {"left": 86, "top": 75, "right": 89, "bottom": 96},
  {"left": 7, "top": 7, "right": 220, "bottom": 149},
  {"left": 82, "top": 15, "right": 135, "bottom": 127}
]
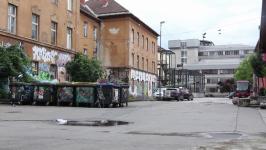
[
  {"left": 142, "top": 35, "right": 144, "bottom": 48},
  {"left": 137, "top": 32, "right": 139, "bottom": 46},
  {"left": 218, "top": 51, "right": 223, "bottom": 56},
  {"left": 83, "top": 22, "right": 88, "bottom": 37},
  {"left": 83, "top": 48, "right": 88, "bottom": 55},
  {"left": 220, "top": 69, "right": 234, "bottom": 74},
  {"left": 51, "top": 22, "right": 57, "bottom": 45},
  {"left": 132, "top": 29, "right": 134, "bottom": 44},
  {"left": 146, "top": 38, "right": 149, "bottom": 51},
  {"left": 67, "top": 0, "right": 73, "bottom": 11},
  {"left": 93, "top": 27, "right": 97, "bottom": 41},
  {"left": 202, "top": 69, "right": 218, "bottom": 74},
  {"left": 142, "top": 57, "right": 144, "bottom": 69},
  {"left": 67, "top": 27, "right": 72, "bottom": 49},
  {"left": 32, "top": 61, "right": 39, "bottom": 76},
  {"left": 51, "top": 0, "right": 58, "bottom": 5},
  {"left": 8, "top": 4, "right": 16, "bottom": 34},
  {"left": 181, "top": 50, "right": 187, "bottom": 64},
  {"left": 206, "top": 78, "right": 218, "bottom": 84},
  {"left": 132, "top": 53, "right": 134, "bottom": 67},
  {"left": 146, "top": 59, "right": 148, "bottom": 71},
  {"left": 181, "top": 42, "right": 187, "bottom": 49},
  {"left": 233, "top": 50, "right": 239, "bottom": 55},
  {"left": 32, "top": 14, "right": 39, "bottom": 40},
  {"left": 225, "top": 51, "right": 230, "bottom": 55},
  {"left": 152, "top": 61, "right": 155, "bottom": 73},
  {"left": 50, "top": 64, "right": 57, "bottom": 80},
  {"left": 137, "top": 55, "right": 140, "bottom": 69}
]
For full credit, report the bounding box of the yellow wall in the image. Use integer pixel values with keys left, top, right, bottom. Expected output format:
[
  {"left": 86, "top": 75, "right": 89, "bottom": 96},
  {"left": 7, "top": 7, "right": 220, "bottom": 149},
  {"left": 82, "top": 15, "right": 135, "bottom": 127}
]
[{"left": 0, "top": 0, "right": 80, "bottom": 51}]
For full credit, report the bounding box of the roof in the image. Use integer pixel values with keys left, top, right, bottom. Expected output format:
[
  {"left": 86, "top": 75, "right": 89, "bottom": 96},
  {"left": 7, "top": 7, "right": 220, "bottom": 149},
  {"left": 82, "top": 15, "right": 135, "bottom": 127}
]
[
  {"left": 85, "top": 0, "right": 159, "bottom": 36},
  {"left": 85, "top": 0, "right": 129, "bottom": 15},
  {"left": 80, "top": 4, "right": 101, "bottom": 22}
]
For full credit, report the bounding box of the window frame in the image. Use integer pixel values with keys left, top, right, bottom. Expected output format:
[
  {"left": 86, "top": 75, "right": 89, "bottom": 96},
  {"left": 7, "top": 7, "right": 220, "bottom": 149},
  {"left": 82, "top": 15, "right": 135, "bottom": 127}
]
[
  {"left": 8, "top": 4, "right": 17, "bottom": 34},
  {"left": 51, "top": 21, "right": 57, "bottom": 45},
  {"left": 67, "top": 27, "right": 73, "bottom": 49},
  {"left": 31, "top": 14, "right": 39, "bottom": 40}
]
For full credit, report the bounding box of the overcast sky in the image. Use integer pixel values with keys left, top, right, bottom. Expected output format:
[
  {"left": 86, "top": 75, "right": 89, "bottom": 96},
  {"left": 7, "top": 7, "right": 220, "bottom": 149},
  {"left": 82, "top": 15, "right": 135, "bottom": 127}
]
[{"left": 116, "top": 0, "right": 262, "bottom": 48}]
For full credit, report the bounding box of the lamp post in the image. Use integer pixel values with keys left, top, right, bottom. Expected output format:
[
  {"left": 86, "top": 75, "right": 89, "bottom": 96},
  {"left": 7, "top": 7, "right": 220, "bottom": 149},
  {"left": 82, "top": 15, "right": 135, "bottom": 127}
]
[{"left": 158, "top": 21, "right": 165, "bottom": 100}]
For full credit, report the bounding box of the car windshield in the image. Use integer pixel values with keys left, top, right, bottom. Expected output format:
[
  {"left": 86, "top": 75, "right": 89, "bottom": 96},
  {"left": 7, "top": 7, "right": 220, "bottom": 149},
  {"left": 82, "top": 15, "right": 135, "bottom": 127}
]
[{"left": 236, "top": 82, "right": 249, "bottom": 91}]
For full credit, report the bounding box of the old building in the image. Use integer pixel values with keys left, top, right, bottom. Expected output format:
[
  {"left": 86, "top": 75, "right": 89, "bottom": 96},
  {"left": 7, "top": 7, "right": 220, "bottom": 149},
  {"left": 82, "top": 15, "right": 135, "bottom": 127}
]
[
  {"left": 0, "top": 0, "right": 83, "bottom": 82},
  {"left": 79, "top": 2, "right": 101, "bottom": 59},
  {"left": 169, "top": 39, "right": 254, "bottom": 96},
  {"left": 84, "top": 0, "right": 159, "bottom": 97}
]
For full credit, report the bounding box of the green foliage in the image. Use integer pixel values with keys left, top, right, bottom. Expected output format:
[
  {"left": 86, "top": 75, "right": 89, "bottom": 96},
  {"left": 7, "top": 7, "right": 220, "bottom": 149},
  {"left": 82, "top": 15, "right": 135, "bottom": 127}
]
[
  {"left": 66, "top": 53, "right": 104, "bottom": 82},
  {"left": 0, "top": 88, "right": 8, "bottom": 99},
  {"left": 218, "top": 78, "right": 235, "bottom": 93},
  {"left": 234, "top": 55, "right": 254, "bottom": 82},
  {"left": 0, "top": 45, "right": 33, "bottom": 82},
  {"left": 250, "top": 53, "right": 266, "bottom": 77}
]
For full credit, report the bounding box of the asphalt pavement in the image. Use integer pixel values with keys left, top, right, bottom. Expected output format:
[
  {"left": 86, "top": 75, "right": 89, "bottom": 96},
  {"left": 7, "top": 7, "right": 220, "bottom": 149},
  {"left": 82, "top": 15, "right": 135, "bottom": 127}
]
[{"left": 1, "top": 98, "right": 266, "bottom": 150}]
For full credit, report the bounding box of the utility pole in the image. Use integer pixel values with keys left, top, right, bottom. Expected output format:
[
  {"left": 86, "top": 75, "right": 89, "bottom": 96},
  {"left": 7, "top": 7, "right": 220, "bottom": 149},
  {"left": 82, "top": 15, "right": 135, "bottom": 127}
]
[{"left": 159, "top": 21, "right": 165, "bottom": 100}]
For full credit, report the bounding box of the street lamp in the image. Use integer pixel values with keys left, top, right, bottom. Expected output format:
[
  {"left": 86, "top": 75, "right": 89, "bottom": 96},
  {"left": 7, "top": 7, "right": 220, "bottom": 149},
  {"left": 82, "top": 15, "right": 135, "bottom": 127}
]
[{"left": 159, "top": 21, "right": 165, "bottom": 100}]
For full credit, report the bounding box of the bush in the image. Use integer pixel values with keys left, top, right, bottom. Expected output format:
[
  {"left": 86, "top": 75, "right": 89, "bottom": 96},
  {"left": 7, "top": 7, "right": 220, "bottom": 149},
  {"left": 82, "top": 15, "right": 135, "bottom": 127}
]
[{"left": 0, "top": 89, "right": 8, "bottom": 99}]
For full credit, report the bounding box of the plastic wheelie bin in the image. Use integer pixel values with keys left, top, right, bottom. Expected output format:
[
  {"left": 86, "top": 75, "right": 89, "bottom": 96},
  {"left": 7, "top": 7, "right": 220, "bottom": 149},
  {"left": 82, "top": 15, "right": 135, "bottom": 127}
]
[
  {"left": 75, "top": 82, "right": 97, "bottom": 107},
  {"left": 96, "top": 83, "right": 120, "bottom": 108},
  {"left": 10, "top": 82, "right": 34, "bottom": 105},
  {"left": 56, "top": 83, "right": 75, "bottom": 106},
  {"left": 33, "top": 82, "right": 56, "bottom": 106}
]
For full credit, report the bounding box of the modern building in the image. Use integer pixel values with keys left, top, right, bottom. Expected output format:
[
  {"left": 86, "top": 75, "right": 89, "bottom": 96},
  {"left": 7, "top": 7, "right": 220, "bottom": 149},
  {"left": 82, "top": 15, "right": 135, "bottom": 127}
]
[
  {"left": 84, "top": 0, "right": 159, "bottom": 97},
  {"left": 169, "top": 39, "right": 254, "bottom": 96}
]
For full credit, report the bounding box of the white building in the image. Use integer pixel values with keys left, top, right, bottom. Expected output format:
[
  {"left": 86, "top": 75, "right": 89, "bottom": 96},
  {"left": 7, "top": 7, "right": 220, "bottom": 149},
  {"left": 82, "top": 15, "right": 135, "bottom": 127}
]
[{"left": 169, "top": 39, "right": 254, "bottom": 96}]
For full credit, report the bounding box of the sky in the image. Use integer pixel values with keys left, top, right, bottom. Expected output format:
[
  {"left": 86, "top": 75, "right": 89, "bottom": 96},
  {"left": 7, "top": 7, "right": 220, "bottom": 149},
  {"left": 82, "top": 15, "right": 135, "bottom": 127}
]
[{"left": 115, "top": 0, "right": 262, "bottom": 48}]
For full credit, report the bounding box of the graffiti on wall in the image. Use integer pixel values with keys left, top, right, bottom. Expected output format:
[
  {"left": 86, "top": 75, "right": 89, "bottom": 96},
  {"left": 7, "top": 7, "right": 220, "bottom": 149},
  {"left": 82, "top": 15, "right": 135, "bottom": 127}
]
[
  {"left": 32, "top": 46, "right": 72, "bottom": 82},
  {"left": 130, "top": 69, "right": 157, "bottom": 97},
  {"left": 32, "top": 46, "right": 71, "bottom": 66}
]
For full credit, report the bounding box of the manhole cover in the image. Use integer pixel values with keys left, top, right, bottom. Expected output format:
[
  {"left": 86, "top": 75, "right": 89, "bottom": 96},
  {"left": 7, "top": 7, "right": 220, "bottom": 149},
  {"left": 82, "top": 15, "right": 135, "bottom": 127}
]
[{"left": 57, "top": 119, "right": 131, "bottom": 127}]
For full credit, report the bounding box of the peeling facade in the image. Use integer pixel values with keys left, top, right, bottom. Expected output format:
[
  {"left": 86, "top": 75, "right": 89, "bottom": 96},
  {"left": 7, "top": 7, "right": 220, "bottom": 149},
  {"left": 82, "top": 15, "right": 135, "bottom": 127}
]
[{"left": 0, "top": 0, "right": 100, "bottom": 82}]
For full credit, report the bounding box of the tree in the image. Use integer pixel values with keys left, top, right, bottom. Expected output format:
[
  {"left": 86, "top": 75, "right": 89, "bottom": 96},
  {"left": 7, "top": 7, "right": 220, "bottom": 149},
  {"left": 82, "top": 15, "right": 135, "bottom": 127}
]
[
  {"left": 234, "top": 55, "right": 254, "bottom": 82},
  {"left": 0, "top": 45, "right": 32, "bottom": 82},
  {"left": 250, "top": 53, "right": 266, "bottom": 78},
  {"left": 218, "top": 78, "right": 235, "bottom": 93},
  {"left": 66, "top": 53, "right": 104, "bottom": 82}
]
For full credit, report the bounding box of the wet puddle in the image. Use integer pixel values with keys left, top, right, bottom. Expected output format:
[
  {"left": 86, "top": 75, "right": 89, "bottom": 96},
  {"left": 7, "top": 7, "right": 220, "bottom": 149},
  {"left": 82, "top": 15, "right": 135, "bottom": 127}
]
[{"left": 64, "top": 120, "right": 131, "bottom": 127}]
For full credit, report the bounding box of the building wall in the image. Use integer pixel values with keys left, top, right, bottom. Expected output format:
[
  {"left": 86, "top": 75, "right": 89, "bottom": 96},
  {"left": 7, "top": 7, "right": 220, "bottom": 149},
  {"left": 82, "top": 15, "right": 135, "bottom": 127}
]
[
  {"left": 0, "top": 0, "right": 81, "bottom": 82},
  {"left": 79, "top": 12, "right": 100, "bottom": 58},
  {"left": 0, "top": 0, "right": 80, "bottom": 50},
  {"left": 128, "top": 18, "right": 157, "bottom": 74},
  {"left": 100, "top": 17, "right": 129, "bottom": 68},
  {"left": 100, "top": 16, "right": 158, "bottom": 97}
]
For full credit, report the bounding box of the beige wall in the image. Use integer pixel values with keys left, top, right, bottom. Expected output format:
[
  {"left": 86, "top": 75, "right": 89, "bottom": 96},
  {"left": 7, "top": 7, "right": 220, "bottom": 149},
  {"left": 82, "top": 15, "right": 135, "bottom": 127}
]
[
  {"left": 100, "top": 16, "right": 157, "bottom": 75},
  {"left": 0, "top": 0, "right": 80, "bottom": 51},
  {"left": 79, "top": 12, "right": 100, "bottom": 58},
  {"left": 129, "top": 18, "right": 157, "bottom": 74},
  {"left": 100, "top": 17, "right": 129, "bottom": 68}
]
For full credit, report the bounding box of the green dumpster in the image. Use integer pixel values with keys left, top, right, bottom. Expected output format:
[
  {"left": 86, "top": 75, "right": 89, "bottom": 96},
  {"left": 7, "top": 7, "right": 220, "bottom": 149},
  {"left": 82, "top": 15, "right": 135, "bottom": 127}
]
[
  {"left": 33, "top": 82, "right": 56, "bottom": 106},
  {"left": 10, "top": 82, "right": 34, "bottom": 105},
  {"left": 74, "top": 82, "right": 97, "bottom": 107}
]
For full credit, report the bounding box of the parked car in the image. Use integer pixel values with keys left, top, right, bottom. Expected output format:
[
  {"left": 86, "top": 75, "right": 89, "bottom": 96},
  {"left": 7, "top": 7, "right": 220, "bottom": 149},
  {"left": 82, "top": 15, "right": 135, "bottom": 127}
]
[
  {"left": 170, "top": 88, "right": 184, "bottom": 101},
  {"left": 180, "top": 87, "right": 193, "bottom": 101},
  {"left": 153, "top": 87, "right": 167, "bottom": 100}
]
